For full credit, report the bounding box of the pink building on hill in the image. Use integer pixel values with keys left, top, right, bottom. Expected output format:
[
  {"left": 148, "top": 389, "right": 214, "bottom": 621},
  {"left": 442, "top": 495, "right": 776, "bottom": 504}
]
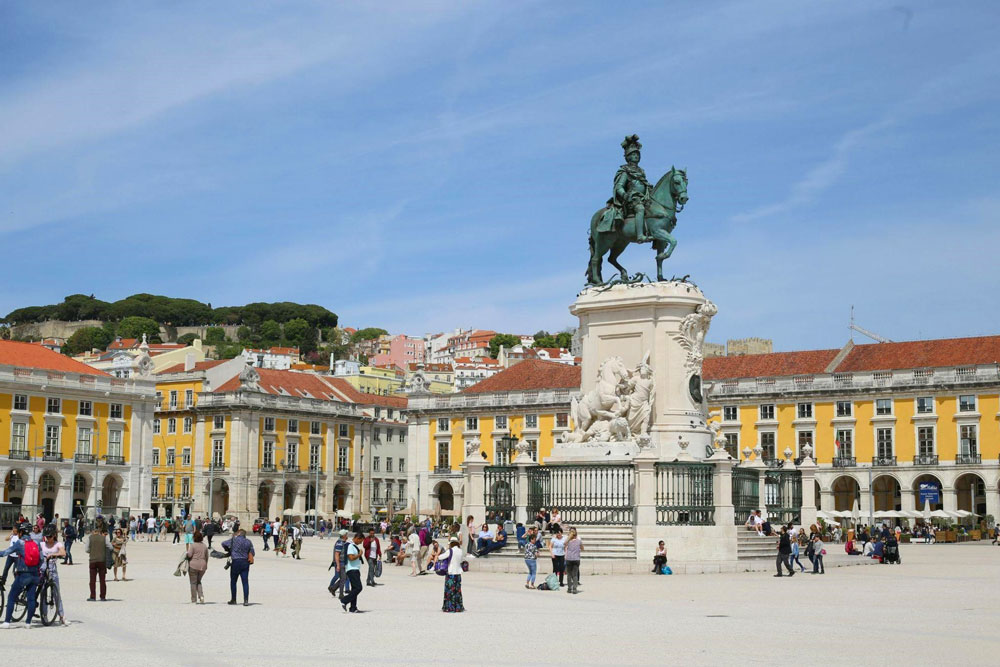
[{"left": 371, "top": 334, "right": 425, "bottom": 370}]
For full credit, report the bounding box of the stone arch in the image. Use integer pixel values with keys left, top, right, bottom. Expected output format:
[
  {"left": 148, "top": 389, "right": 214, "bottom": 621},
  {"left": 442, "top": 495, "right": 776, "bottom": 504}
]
[
  {"left": 830, "top": 475, "right": 860, "bottom": 512},
  {"left": 955, "top": 472, "right": 987, "bottom": 516},
  {"left": 333, "top": 483, "right": 349, "bottom": 512},
  {"left": 283, "top": 482, "right": 297, "bottom": 515},
  {"left": 214, "top": 479, "right": 230, "bottom": 517},
  {"left": 257, "top": 481, "right": 273, "bottom": 518},
  {"left": 433, "top": 481, "right": 455, "bottom": 513},
  {"left": 101, "top": 473, "right": 124, "bottom": 509},
  {"left": 912, "top": 473, "right": 943, "bottom": 512},
  {"left": 872, "top": 474, "right": 901, "bottom": 512},
  {"left": 38, "top": 471, "right": 61, "bottom": 521},
  {"left": 305, "top": 483, "right": 317, "bottom": 513},
  {"left": 3, "top": 469, "right": 28, "bottom": 505},
  {"left": 72, "top": 472, "right": 91, "bottom": 518}
]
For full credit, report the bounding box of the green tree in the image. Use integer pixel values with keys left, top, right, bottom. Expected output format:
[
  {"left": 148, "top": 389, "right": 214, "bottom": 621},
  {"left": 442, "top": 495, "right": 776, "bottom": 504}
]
[
  {"left": 322, "top": 327, "right": 350, "bottom": 361},
  {"left": 282, "top": 318, "right": 317, "bottom": 354},
  {"left": 236, "top": 325, "right": 253, "bottom": 342},
  {"left": 259, "top": 320, "right": 282, "bottom": 346},
  {"left": 117, "top": 316, "right": 161, "bottom": 342},
  {"left": 204, "top": 327, "right": 227, "bottom": 345},
  {"left": 63, "top": 327, "right": 115, "bottom": 355},
  {"left": 350, "top": 327, "right": 388, "bottom": 343},
  {"left": 555, "top": 331, "right": 573, "bottom": 348},
  {"left": 214, "top": 342, "right": 244, "bottom": 359},
  {"left": 488, "top": 333, "right": 521, "bottom": 359},
  {"left": 176, "top": 333, "right": 199, "bottom": 346}
]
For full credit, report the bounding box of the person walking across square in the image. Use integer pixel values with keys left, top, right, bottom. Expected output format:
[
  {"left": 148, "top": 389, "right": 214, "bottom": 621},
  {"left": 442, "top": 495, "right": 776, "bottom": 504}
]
[
  {"left": 363, "top": 528, "right": 381, "bottom": 586},
  {"left": 85, "top": 521, "right": 113, "bottom": 601},
  {"left": 222, "top": 529, "right": 255, "bottom": 606},
  {"left": 340, "top": 533, "right": 364, "bottom": 613},
  {"left": 774, "top": 526, "right": 794, "bottom": 577}
]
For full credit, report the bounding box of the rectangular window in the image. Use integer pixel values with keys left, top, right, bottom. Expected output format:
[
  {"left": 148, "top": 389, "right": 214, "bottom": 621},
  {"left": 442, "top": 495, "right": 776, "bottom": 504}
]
[
  {"left": 168, "top": 418, "right": 177, "bottom": 434},
  {"left": 181, "top": 447, "right": 190, "bottom": 465},
  {"left": 264, "top": 417, "right": 275, "bottom": 432},
  {"left": 110, "top": 403, "right": 122, "bottom": 419},
  {"left": 166, "top": 447, "right": 176, "bottom": 466},
  {"left": 526, "top": 439, "right": 538, "bottom": 462},
  {"left": 399, "top": 430, "right": 405, "bottom": 443},
  {"left": 374, "top": 427, "right": 381, "bottom": 441},
  {"left": 875, "top": 399, "right": 892, "bottom": 416},
  {"left": 437, "top": 442, "right": 450, "bottom": 469},
  {"left": 373, "top": 456, "right": 380, "bottom": 472},
  {"left": 181, "top": 477, "right": 190, "bottom": 498},
  {"left": 556, "top": 413, "right": 569, "bottom": 428},
  {"left": 78, "top": 427, "right": 92, "bottom": 455},
  {"left": 495, "top": 415, "right": 508, "bottom": 430},
  {"left": 156, "top": 391, "right": 162, "bottom": 407},
  {"left": 960, "top": 425, "right": 977, "bottom": 456},
  {"left": 759, "top": 404, "right": 775, "bottom": 421},
  {"left": 165, "top": 477, "right": 174, "bottom": 499},
  {"left": 398, "top": 483, "right": 405, "bottom": 502},
  {"left": 385, "top": 482, "right": 393, "bottom": 502},
  {"left": 797, "top": 430, "right": 813, "bottom": 453},
  {"left": 169, "top": 391, "right": 178, "bottom": 408},
  {"left": 338, "top": 446, "right": 348, "bottom": 472},
  {"left": 185, "top": 389, "right": 193, "bottom": 407},
  {"left": 916, "top": 397, "right": 934, "bottom": 414},
  {"left": 13, "top": 394, "right": 28, "bottom": 411},
  {"left": 760, "top": 432, "right": 776, "bottom": 459},
  {"left": 288, "top": 419, "right": 298, "bottom": 433},
  {"left": 959, "top": 395, "right": 976, "bottom": 412},
  {"left": 387, "top": 428, "right": 394, "bottom": 442},
  {"left": 375, "top": 407, "right": 382, "bottom": 419},
  {"left": 153, "top": 419, "right": 161, "bottom": 434},
  {"left": 466, "top": 417, "right": 478, "bottom": 432},
  {"left": 45, "top": 425, "right": 60, "bottom": 456},
  {"left": 723, "top": 406, "right": 738, "bottom": 421},
  {"left": 372, "top": 481, "right": 381, "bottom": 502},
  {"left": 917, "top": 426, "right": 934, "bottom": 456},
  {"left": 79, "top": 400, "right": 93, "bottom": 416},
  {"left": 386, "top": 457, "right": 393, "bottom": 473},
  {"left": 836, "top": 401, "right": 853, "bottom": 417},
  {"left": 263, "top": 442, "right": 274, "bottom": 468},
  {"left": 339, "top": 424, "right": 349, "bottom": 438},
  {"left": 311, "top": 421, "right": 321, "bottom": 435},
  {"left": 152, "top": 449, "right": 160, "bottom": 466},
  {"left": 797, "top": 403, "right": 813, "bottom": 419},
  {"left": 183, "top": 417, "right": 192, "bottom": 433},
  {"left": 398, "top": 458, "right": 405, "bottom": 473},
  {"left": 214, "top": 415, "right": 225, "bottom": 430},
  {"left": 437, "top": 418, "right": 450, "bottom": 432},
  {"left": 724, "top": 433, "right": 739, "bottom": 458},
  {"left": 152, "top": 478, "right": 159, "bottom": 498},
  {"left": 310, "top": 443, "right": 320, "bottom": 470},
  {"left": 876, "top": 428, "right": 893, "bottom": 458},
  {"left": 525, "top": 414, "right": 538, "bottom": 429},
  {"left": 836, "top": 429, "right": 853, "bottom": 458},
  {"left": 11, "top": 422, "right": 27, "bottom": 452},
  {"left": 212, "top": 439, "right": 224, "bottom": 468},
  {"left": 47, "top": 397, "right": 61, "bottom": 414}
]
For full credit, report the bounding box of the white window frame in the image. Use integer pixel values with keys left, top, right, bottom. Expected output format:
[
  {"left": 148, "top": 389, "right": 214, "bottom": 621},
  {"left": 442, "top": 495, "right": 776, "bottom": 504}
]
[
  {"left": 958, "top": 394, "right": 976, "bottom": 412},
  {"left": 466, "top": 416, "right": 478, "bottom": 432},
  {"left": 44, "top": 424, "right": 60, "bottom": 456},
  {"left": 109, "top": 403, "right": 123, "bottom": 420},
  {"left": 169, "top": 391, "right": 178, "bottom": 409},
  {"left": 917, "top": 425, "right": 935, "bottom": 456},
  {"left": 11, "top": 422, "right": 27, "bottom": 453},
  {"left": 46, "top": 397, "right": 61, "bottom": 415},
  {"left": 153, "top": 419, "right": 161, "bottom": 435},
  {"left": 288, "top": 419, "right": 298, "bottom": 433},
  {"left": 214, "top": 415, "right": 225, "bottom": 430},
  {"left": 182, "top": 447, "right": 191, "bottom": 466},
  {"left": 373, "top": 456, "right": 380, "bottom": 472},
  {"left": 264, "top": 417, "right": 275, "bottom": 432},
  {"left": 959, "top": 424, "right": 978, "bottom": 456},
  {"left": 495, "top": 415, "right": 508, "bottom": 430},
  {"left": 168, "top": 418, "right": 177, "bottom": 434},
  {"left": 437, "top": 418, "right": 450, "bottom": 432},
  {"left": 185, "top": 389, "right": 194, "bottom": 407},
  {"left": 916, "top": 396, "right": 934, "bottom": 414},
  {"left": 183, "top": 417, "right": 193, "bottom": 434},
  {"left": 337, "top": 446, "right": 348, "bottom": 472},
  {"left": 166, "top": 447, "right": 176, "bottom": 466},
  {"left": 212, "top": 439, "right": 225, "bottom": 468},
  {"left": 875, "top": 427, "right": 893, "bottom": 459},
  {"left": 759, "top": 404, "right": 775, "bottom": 421},
  {"left": 796, "top": 402, "right": 812, "bottom": 419},
  {"left": 836, "top": 429, "right": 854, "bottom": 458},
  {"left": 263, "top": 441, "right": 275, "bottom": 469},
  {"left": 13, "top": 394, "right": 28, "bottom": 411},
  {"left": 723, "top": 405, "right": 738, "bottom": 422},
  {"left": 836, "top": 401, "right": 853, "bottom": 418},
  {"left": 875, "top": 399, "right": 893, "bottom": 416},
  {"left": 77, "top": 427, "right": 92, "bottom": 455},
  {"left": 152, "top": 449, "right": 160, "bottom": 466},
  {"left": 79, "top": 400, "right": 93, "bottom": 417},
  {"left": 525, "top": 414, "right": 538, "bottom": 429}
]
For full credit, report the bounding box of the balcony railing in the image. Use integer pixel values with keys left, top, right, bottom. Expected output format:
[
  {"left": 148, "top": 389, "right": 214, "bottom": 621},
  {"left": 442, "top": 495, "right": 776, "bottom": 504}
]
[
  {"left": 433, "top": 465, "right": 452, "bottom": 474},
  {"left": 832, "top": 457, "right": 856, "bottom": 468},
  {"left": 308, "top": 465, "right": 323, "bottom": 473},
  {"left": 8, "top": 450, "right": 30, "bottom": 461},
  {"left": 74, "top": 453, "right": 95, "bottom": 464},
  {"left": 260, "top": 465, "right": 277, "bottom": 473},
  {"left": 872, "top": 456, "right": 896, "bottom": 467},
  {"left": 956, "top": 454, "right": 981, "bottom": 465},
  {"left": 42, "top": 454, "right": 63, "bottom": 462},
  {"left": 283, "top": 464, "right": 300, "bottom": 473},
  {"left": 105, "top": 455, "right": 126, "bottom": 466},
  {"left": 209, "top": 463, "right": 226, "bottom": 472},
  {"left": 913, "top": 454, "right": 939, "bottom": 466},
  {"left": 336, "top": 468, "right": 351, "bottom": 476}
]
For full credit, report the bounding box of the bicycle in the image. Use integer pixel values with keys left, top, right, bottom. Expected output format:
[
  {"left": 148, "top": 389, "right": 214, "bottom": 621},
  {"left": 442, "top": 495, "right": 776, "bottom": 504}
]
[{"left": 8, "top": 557, "right": 61, "bottom": 626}]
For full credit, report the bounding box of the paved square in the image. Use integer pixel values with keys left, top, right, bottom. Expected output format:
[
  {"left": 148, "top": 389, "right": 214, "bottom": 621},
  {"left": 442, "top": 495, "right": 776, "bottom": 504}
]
[{"left": 10, "top": 536, "right": 999, "bottom": 665}]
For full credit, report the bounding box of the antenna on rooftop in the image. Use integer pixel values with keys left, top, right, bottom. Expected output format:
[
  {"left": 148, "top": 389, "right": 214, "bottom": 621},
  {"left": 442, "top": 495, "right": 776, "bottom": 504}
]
[{"left": 849, "top": 305, "right": 893, "bottom": 344}]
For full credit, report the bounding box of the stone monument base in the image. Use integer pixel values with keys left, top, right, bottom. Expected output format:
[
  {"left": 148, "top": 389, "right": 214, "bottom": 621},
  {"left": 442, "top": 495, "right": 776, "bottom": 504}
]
[{"left": 546, "top": 440, "right": 641, "bottom": 463}]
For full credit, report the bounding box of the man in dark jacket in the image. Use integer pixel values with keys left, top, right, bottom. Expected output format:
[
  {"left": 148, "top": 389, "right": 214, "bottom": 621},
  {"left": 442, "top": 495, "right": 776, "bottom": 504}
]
[
  {"left": 0, "top": 524, "right": 40, "bottom": 627},
  {"left": 85, "top": 520, "right": 113, "bottom": 600},
  {"left": 363, "top": 528, "right": 382, "bottom": 586},
  {"left": 774, "top": 526, "right": 794, "bottom": 577}
]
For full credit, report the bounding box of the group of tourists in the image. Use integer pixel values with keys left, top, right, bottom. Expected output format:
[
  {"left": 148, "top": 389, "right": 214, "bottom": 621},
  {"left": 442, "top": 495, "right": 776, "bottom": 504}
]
[
  {"left": 774, "top": 523, "right": 828, "bottom": 577},
  {"left": 522, "top": 523, "right": 583, "bottom": 593},
  {"left": 259, "top": 518, "right": 303, "bottom": 558}
]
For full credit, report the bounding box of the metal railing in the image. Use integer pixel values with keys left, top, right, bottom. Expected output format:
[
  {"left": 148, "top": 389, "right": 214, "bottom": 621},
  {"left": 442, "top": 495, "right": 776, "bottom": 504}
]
[
  {"left": 655, "top": 463, "right": 714, "bottom": 526},
  {"left": 336, "top": 468, "right": 351, "bottom": 476},
  {"left": 765, "top": 469, "right": 802, "bottom": 525},
  {"left": 529, "top": 464, "right": 635, "bottom": 525},
  {"left": 105, "top": 455, "right": 126, "bottom": 466},
  {"left": 913, "top": 454, "right": 939, "bottom": 466},
  {"left": 763, "top": 457, "right": 784, "bottom": 469},
  {"left": 832, "top": 457, "right": 856, "bottom": 468},
  {"left": 308, "top": 465, "right": 323, "bottom": 473},
  {"left": 956, "top": 454, "right": 981, "bottom": 465},
  {"left": 433, "top": 465, "right": 452, "bottom": 474},
  {"left": 872, "top": 456, "right": 896, "bottom": 466},
  {"left": 484, "top": 466, "right": 516, "bottom": 520},
  {"left": 74, "top": 453, "right": 95, "bottom": 464},
  {"left": 209, "top": 463, "right": 226, "bottom": 472},
  {"left": 8, "top": 450, "right": 30, "bottom": 461},
  {"left": 260, "top": 465, "right": 277, "bottom": 473},
  {"left": 42, "top": 454, "right": 63, "bottom": 462},
  {"left": 732, "top": 466, "right": 760, "bottom": 526}
]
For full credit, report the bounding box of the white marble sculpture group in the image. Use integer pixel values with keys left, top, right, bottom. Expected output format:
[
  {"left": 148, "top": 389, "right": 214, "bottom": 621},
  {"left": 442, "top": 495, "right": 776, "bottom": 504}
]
[{"left": 563, "top": 352, "right": 656, "bottom": 447}]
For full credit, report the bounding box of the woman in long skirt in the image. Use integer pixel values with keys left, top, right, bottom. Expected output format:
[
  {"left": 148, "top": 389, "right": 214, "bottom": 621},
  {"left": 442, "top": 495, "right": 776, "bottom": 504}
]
[{"left": 442, "top": 534, "right": 465, "bottom": 613}]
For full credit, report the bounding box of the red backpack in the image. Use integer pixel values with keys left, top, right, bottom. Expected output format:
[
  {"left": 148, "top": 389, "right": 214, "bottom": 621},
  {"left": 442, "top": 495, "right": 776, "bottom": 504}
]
[{"left": 23, "top": 539, "right": 40, "bottom": 567}]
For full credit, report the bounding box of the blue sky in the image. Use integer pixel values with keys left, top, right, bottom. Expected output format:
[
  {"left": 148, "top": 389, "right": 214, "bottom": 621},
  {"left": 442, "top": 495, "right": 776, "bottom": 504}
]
[{"left": 1, "top": 1, "right": 999, "bottom": 350}]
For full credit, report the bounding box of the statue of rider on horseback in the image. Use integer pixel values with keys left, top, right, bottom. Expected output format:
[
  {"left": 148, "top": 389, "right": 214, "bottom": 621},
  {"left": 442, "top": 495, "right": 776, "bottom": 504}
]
[{"left": 587, "top": 134, "right": 689, "bottom": 286}]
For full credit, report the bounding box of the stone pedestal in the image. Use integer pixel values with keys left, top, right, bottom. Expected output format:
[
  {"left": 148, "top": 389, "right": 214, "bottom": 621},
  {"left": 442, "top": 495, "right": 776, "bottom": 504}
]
[
  {"left": 571, "top": 281, "right": 716, "bottom": 461},
  {"left": 462, "top": 458, "right": 487, "bottom": 526},
  {"left": 797, "top": 457, "right": 818, "bottom": 528}
]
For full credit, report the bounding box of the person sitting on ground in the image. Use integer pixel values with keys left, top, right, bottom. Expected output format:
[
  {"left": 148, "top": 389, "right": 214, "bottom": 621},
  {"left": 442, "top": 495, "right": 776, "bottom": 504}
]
[
  {"left": 478, "top": 526, "right": 507, "bottom": 557},
  {"left": 385, "top": 534, "right": 401, "bottom": 563},
  {"left": 862, "top": 539, "right": 875, "bottom": 557},
  {"left": 760, "top": 517, "right": 774, "bottom": 538},
  {"left": 870, "top": 538, "right": 884, "bottom": 562},
  {"left": 476, "top": 524, "right": 494, "bottom": 553},
  {"left": 750, "top": 510, "right": 765, "bottom": 536},
  {"left": 845, "top": 538, "right": 860, "bottom": 555},
  {"left": 653, "top": 541, "right": 667, "bottom": 574}
]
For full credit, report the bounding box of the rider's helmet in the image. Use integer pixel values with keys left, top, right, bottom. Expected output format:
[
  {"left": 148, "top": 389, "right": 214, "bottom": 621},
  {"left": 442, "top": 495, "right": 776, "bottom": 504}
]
[{"left": 17, "top": 522, "right": 31, "bottom": 536}]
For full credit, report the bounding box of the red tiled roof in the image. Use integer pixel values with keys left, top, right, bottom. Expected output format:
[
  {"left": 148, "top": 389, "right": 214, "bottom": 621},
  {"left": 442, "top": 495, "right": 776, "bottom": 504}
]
[
  {"left": 213, "top": 369, "right": 408, "bottom": 408},
  {"left": 407, "top": 363, "right": 453, "bottom": 372},
  {"left": 462, "top": 359, "right": 581, "bottom": 394},
  {"left": 537, "top": 347, "right": 570, "bottom": 357},
  {"left": 323, "top": 377, "right": 409, "bottom": 409},
  {"left": 0, "top": 340, "right": 110, "bottom": 376},
  {"left": 703, "top": 349, "right": 840, "bottom": 380},
  {"left": 108, "top": 338, "right": 138, "bottom": 350},
  {"left": 157, "top": 360, "right": 227, "bottom": 374},
  {"left": 836, "top": 336, "right": 1000, "bottom": 372}
]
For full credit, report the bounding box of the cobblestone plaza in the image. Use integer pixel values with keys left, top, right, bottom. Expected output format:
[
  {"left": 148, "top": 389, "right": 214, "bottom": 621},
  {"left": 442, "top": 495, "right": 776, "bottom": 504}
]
[{"left": 9, "top": 536, "right": 997, "bottom": 665}]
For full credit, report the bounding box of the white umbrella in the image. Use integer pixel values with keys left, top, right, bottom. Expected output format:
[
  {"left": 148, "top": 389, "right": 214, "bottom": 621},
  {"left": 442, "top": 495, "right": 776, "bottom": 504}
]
[
  {"left": 922, "top": 498, "right": 932, "bottom": 521},
  {"left": 304, "top": 509, "right": 325, "bottom": 517},
  {"left": 929, "top": 509, "right": 950, "bottom": 519},
  {"left": 953, "top": 510, "right": 975, "bottom": 518},
  {"left": 282, "top": 508, "right": 297, "bottom": 516},
  {"left": 816, "top": 511, "right": 838, "bottom": 520},
  {"left": 852, "top": 498, "right": 861, "bottom": 524}
]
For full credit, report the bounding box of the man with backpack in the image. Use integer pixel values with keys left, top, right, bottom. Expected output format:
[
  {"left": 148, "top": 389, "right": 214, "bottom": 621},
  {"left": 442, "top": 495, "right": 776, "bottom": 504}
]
[
  {"left": 327, "top": 529, "right": 351, "bottom": 598},
  {"left": 0, "top": 523, "right": 41, "bottom": 628}
]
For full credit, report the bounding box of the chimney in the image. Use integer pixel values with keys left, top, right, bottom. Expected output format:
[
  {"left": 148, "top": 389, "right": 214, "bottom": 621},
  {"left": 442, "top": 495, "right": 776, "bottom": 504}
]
[{"left": 184, "top": 352, "right": 196, "bottom": 372}]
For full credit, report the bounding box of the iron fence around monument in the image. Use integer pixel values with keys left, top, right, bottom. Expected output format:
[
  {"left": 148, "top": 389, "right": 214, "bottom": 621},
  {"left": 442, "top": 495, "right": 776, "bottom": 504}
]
[
  {"left": 531, "top": 464, "right": 634, "bottom": 525},
  {"left": 484, "top": 466, "right": 516, "bottom": 520},
  {"left": 654, "top": 462, "right": 715, "bottom": 525},
  {"left": 764, "top": 469, "right": 802, "bottom": 525},
  {"left": 732, "top": 467, "right": 760, "bottom": 526}
]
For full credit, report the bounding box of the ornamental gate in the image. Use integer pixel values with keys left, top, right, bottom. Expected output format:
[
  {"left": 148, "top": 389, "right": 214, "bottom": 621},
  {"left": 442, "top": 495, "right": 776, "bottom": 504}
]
[
  {"left": 655, "top": 462, "right": 714, "bottom": 525},
  {"left": 526, "top": 464, "right": 634, "bottom": 525},
  {"left": 765, "top": 469, "right": 802, "bottom": 525},
  {"left": 732, "top": 467, "right": 760, "bottom": 525},
  {"left": 484, "top": 466, "right": 516, "bottom": 520}
]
